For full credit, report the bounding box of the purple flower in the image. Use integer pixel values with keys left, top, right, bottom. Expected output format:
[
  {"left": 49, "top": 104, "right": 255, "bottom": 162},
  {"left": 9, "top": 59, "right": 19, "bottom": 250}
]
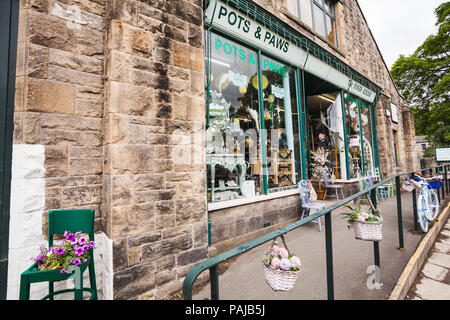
[
  {"left": 60, "top": 269, "right": 67, "bottom": 274},
  {"left": 74, "top": 245, "right": 85, "bottom": 256},
  {"left": 78, "top": 237, "right": 88, "bottom": 245},
  {"left": 52, "top": 246, "right": 65, "bottom": 255},
  {"left": 88, "top": 241, "right": 95, "bottom": 249},
  {"left": 65, "top": 232, "right": 77, "bottom": 244},
  {"left": 72, "top": 258, "right": 82, "bottom": 266},
  {"left": 279, "top": 258, "right": 292, "bottom": 271}
]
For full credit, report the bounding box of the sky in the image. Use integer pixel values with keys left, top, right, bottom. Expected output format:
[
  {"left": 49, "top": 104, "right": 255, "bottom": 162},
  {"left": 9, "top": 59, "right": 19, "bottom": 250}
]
[{"left": 357, "top": 0, "right": 444, "bottom": 69}]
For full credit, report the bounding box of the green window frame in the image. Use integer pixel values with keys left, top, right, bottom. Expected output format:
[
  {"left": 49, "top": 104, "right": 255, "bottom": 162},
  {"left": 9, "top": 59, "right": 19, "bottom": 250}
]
[{"left": 204, "top": 27, "right": 308, "bottom": 198}]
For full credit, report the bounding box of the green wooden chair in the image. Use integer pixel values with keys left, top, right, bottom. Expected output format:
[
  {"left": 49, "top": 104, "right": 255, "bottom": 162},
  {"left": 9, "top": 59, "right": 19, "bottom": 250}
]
[
  {"left": 374, "top": 167, "right": 394, "bottom": 197},
  {"left": 19, "top": 209, "right": 98, "bottom": 300}
]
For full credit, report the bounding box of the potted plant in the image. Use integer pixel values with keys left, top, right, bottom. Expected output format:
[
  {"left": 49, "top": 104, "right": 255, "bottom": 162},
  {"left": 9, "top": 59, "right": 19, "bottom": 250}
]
[
  {"left": 262, "top": 237, "right": 302, "bottom": 291},
  {"left": 31, "top": 231, "right": 95, "bottom": 275},
  {"left": 340, "top": 195, "right": 383, "bottom": 241},
  {"left": 310, "top": 147, "right": 330, "bottom": 200}
]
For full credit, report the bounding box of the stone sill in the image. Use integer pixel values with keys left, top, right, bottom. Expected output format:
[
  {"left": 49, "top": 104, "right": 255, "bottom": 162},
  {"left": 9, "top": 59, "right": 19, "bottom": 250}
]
[
  {"left": 208, "top": 188, "right": 298, "bottom": 212},
  {"left": 207, "top": 178, "right": 362, "bottom": 212}
]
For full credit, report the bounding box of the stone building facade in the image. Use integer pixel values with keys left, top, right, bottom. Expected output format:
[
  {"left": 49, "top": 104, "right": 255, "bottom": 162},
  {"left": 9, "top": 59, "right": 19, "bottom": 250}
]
[{"left": 4, "top": 0, "right": 419, "bottom": 300}]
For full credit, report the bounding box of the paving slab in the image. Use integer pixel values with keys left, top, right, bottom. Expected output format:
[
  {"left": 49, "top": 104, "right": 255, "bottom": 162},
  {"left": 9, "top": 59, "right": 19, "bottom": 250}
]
[
  {"left": 421, "top": 263, "right": 448, "bottom": 281},
  {"left": 413, "top": 278, "right": 450, "bottom": 300},
  {"left": 428, "top": 252, "right": 450, "bottom": 269}
]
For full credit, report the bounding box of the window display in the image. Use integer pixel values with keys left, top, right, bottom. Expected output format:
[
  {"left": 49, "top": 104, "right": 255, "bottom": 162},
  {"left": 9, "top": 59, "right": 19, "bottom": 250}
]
[
  {"left": 345, "top": 96, "right": 362, "bottom": 178},
  {"left": 261, "top": 55, "right": 300, "bottom": 191},
  {"left": 206, "top": 33, "right": 261, "bottom": 203},
  {"left": 360, "top": 101, "right": 374, "bottom": 174}
]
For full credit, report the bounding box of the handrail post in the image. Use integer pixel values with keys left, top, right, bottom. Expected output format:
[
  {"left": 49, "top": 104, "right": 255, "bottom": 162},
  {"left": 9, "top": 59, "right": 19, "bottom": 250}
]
[
  {"left": 436, "top": 167, "right": 441, "bottom": 204},
  {"left": 395, "top": 176, "right": 405, "bottom": 250},
  {"left": 445, "top": 165, "right": 448, "bottom": 195},
  {"left": 370, "top": 189, "right": 381, "bottom": 285},
  {"left": 325, "top": 211, "right": 334, "bottom": 300},
  {"left": 210, "top": 265, "right": 219, "bottom": 300},
  {"left": 410, "top": 172, "right": 419, "bottom": 231}
]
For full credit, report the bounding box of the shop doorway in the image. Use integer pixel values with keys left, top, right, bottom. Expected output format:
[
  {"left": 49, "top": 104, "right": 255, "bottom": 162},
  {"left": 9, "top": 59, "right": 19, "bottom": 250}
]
[{"left": 303, "top": 72, "right": 346, "bottom": 181}]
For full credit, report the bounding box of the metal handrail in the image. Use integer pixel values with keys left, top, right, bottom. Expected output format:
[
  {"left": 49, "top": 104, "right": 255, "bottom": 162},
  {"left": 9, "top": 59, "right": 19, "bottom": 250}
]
[{"left": 183, "top": 165, "right": 450, "bottom": 300}]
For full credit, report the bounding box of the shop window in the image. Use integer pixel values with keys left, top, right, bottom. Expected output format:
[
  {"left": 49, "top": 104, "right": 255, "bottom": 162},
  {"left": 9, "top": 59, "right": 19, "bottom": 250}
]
[
  {"left": 205, "top": 33, "right": 261, "bottom": 203},
  {"left": 360, "top": 101, "right": 374, "bottom": 174},
  {"left": 345, "top": 96, "right": 362, "bottom": 178},
  {"left": 344, "top": 96, "right": 375, "bottom": 178},
  {"left": 287, "top": 0, "right": 337, "bottom": 45},
  {"left": 205, "top": 32, "right": 303, "bottom": 203},
  {"left": 261, "top": 55, "right": 301, "bottom": 191}
]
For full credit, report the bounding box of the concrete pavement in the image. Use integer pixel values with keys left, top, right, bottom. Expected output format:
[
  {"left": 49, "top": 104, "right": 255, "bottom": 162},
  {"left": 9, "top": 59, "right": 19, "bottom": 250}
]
[
  {"left": 406, "top": 216, "right": 450, "bottom": 300},
  {"left": 192, "top": 191, "right": 450, "bottom": 300}
]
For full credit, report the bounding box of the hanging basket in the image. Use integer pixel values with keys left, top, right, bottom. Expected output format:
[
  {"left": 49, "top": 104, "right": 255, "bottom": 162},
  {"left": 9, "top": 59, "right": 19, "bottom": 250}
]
[
  {"left": 428, "top": 180, "right": 442, "bottom": 189},
  {"left": 401, "top": 179, "right": 416, "bottom": 192},
  {"left": 262, "top": 236, "right": 301, "bottom": 291},
  {"left": 352, "top": 220, "right": 383, "bottom": 242},
  {"left": 348, "top": 194, "right": 383, "bottom": 242}
]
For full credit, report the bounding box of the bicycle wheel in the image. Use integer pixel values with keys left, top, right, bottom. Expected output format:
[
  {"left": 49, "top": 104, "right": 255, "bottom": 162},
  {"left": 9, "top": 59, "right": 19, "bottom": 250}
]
[
  {"left": 427, "top": 190, "right": 439, "bottom": 221},
  {"left": 417, "top": 194, "right": 429, "bottom": 232}
]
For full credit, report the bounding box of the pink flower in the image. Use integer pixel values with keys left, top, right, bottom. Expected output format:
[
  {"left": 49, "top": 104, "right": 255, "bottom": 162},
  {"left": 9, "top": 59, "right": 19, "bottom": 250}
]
[
  {"left": 271, "top": 257, "right": 281, "bottom": 269},
  {"left": 279, "top": 247, "right": 289, "bottom": 258},
  {"left": 290, "top": 256, "right": 302, "bottom": 269},
  {"left": 271, "top": 245, "right": 280, "bottom": 256}
]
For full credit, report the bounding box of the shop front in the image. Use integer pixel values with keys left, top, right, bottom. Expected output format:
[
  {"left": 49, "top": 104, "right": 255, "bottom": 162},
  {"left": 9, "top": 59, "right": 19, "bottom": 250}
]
[{"left": 203, "top": 0, "right": 384, "bottom": 250}]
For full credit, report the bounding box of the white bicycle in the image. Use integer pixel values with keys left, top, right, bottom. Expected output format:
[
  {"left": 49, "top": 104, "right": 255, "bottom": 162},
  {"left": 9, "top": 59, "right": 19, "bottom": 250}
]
[{"left": 414, "top": 175, "right": 440, "bottom": 232}]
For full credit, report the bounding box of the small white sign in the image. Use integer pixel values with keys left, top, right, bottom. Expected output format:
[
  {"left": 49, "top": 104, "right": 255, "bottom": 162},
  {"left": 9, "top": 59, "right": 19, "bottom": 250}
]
[
  {"left": 271, "top": 85, "right": 285, "bottom": 99},
  {"left": 228, "top": 70, "right": 248, "bottom": 87},
  {"left": 436, "top": 148, "right": 450, "bottom": 162},
  {"left": 390, "top": 103, "right": 398, "bottom": 123}
]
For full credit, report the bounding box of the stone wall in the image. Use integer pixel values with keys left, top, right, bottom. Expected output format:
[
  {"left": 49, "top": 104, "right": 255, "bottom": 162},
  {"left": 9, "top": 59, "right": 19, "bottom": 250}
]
[
  {"left": 10, "top": 0, "right": 109, "bottom": 300},
  {"left": 10, "top": 0, "right": 208, "bottom": 300},
  {"left": 102, "top": 0, "right": 208, "bottom": 300}
]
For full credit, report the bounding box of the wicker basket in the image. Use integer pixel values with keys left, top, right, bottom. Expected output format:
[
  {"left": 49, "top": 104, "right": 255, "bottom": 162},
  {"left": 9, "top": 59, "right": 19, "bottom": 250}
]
[
  {"left": 401, "top": 180, "right": 416, "bottom": 192},
  {"left": 352, "top": 220, "right": 383, "bottom": 241},
  {"left": 263, "top": 264, "right": 301, "bottom": 291},
  {"left": 262, "top": 236, "right": 301, "bottom": 291}
]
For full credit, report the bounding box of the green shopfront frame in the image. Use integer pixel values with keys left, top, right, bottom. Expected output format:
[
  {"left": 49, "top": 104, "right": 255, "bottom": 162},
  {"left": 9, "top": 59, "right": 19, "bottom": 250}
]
[{"left": 203, "top": 0, "right": 381, "bottom": 200}]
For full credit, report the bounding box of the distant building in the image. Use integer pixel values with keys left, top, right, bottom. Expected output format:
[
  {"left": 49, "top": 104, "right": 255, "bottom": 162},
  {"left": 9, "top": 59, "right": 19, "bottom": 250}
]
[{"left": 416, "top": 135, "right": 430, "bottom": 159}]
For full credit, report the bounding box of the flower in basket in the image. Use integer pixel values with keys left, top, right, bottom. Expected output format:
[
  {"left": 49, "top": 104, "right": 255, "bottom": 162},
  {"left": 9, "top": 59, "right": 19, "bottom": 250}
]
[
  {"left": 263, "top": 245, "right": 301, "bottom": 272},
  {"left": 31, "top": 231, "right": 95, "bottom": 274},
  {"left": 340, "top": 204, "right": 383, "bottom": 229}
]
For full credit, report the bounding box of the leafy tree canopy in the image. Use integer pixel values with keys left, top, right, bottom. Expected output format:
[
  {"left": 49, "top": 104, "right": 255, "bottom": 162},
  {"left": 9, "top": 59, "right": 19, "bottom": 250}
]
[{"left": 391, "top": 1, "right": 450, "bottom": 153}]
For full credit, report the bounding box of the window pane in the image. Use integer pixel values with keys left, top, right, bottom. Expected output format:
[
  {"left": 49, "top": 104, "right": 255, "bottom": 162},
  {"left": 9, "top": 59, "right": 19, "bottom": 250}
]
[
  {"left": 313, "top": 4, "right": 326, "bottom": 38},
  {"left": 261, "top": 55, "right": 301, "bottom": 191},
  {"left": 345, "top": 97, "right": 362, "bottom": 178},
  {"left": 287, "top": 0, "right": 299, "bottom": 17},
  {"left": 324, "top": 0, "right": 333, "bottom": 15},
  {"left": 206, "top": 33, "right": 262, "bottom": 202},
  {"left": 326, "top": 14, "right": 336, "bottom": 45},
  {"left": 300, "top": 0, "right": 313, "bottom": 28},
  {"left": 360, "top": 101, "right": 374, "bottom": 174}
]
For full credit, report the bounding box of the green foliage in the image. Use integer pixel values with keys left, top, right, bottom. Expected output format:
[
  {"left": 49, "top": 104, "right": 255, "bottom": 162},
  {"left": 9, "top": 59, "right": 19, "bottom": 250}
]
[{"left": 391, "top": 2, "right": 450, "bottom": 149}]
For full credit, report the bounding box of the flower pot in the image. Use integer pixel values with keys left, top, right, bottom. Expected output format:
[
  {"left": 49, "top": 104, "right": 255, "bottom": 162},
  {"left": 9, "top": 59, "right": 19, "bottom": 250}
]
[{"left": 316, "top": 189, "right": 325, "bottom": 200}]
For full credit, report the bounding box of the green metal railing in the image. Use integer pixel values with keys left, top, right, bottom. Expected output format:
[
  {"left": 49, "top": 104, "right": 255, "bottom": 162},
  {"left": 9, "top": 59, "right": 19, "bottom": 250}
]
[{"left": 183, "top": 165, "right": 450, "bottom": 300}]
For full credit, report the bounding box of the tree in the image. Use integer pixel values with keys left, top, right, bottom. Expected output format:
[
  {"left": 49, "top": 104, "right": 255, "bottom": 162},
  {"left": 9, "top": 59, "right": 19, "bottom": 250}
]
[{"left": 391, "top": 2, "right": 450, "bottom": 153}]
